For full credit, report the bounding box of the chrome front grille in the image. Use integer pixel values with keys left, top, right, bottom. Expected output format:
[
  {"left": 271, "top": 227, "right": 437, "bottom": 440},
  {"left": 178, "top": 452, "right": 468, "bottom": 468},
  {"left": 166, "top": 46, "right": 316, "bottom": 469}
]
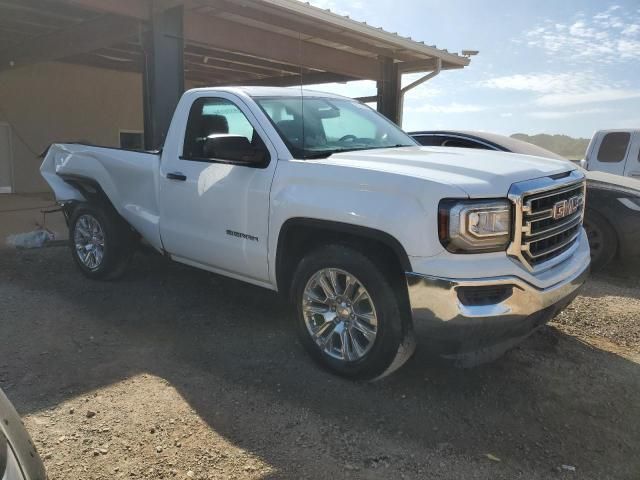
[{"left": 508, "top": 171, "right": 586, "bottom": 271}]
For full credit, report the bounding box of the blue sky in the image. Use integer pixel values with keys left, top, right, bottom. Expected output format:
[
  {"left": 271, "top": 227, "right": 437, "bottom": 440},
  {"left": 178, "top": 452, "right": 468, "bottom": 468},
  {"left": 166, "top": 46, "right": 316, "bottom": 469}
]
[{"left": 305, "top": 0, "right": 640, "bottom": 138}]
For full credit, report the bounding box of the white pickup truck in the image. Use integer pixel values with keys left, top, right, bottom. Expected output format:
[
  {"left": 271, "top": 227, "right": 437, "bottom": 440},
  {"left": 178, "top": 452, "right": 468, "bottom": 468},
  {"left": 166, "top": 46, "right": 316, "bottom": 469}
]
[
  {"left": 581, "top": 129, "right": 640, "bottom": 178},
  {"left": 41, "top": 87, "right": 590, "bottom": 379}
]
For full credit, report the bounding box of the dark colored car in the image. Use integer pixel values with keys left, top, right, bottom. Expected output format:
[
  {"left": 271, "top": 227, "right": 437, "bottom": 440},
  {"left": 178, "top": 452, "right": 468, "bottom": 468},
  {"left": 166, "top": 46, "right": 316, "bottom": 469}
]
[
  {"left": 0, "top": 388, "right": 47, "bottom": 480},
  {"left": 410, "top": 130, "right": 640, "bottom": 270}
]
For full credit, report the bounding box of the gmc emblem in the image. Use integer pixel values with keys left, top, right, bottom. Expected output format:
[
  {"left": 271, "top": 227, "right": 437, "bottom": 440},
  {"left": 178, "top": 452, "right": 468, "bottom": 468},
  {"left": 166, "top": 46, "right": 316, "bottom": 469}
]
[{"left": 552, "top": 195, "right": 583, "bottom": 220}]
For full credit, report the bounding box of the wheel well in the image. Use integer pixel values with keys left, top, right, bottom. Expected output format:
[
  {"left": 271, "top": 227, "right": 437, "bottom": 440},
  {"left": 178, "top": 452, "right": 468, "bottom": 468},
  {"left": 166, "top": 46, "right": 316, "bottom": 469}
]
[
  {"left": 59, "top": 174, "right": 119, "bottom": 217},
  {"left": 58, "top": 175, "right": 138, "bottom": 242},
  {"left": 584, "top": 207, "right": 619, "bottom": 256},
  {"left": 275, "top": 218, "right": 411, "bottom": 297}
]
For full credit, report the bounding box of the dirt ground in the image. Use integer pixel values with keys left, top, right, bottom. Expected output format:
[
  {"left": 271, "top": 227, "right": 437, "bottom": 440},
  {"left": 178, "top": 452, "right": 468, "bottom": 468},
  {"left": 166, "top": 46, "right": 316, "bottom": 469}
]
[{"left": 0, "top": 246, "right": 638, "bottom": 480}]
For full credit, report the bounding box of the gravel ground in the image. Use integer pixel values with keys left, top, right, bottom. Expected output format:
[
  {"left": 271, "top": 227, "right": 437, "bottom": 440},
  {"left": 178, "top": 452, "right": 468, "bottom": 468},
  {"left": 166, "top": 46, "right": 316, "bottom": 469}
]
[
  {"left": 553, "top": 269, "right": 640, "bottom": 351},
  {"left": 0, "top": 246, "right": 638, "bottom": 480}
]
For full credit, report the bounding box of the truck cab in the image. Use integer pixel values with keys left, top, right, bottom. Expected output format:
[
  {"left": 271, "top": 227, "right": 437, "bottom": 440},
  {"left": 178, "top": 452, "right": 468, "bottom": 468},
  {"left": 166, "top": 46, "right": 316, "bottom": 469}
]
[{"left": 582, "top": 129, "right": 640, "bottom": 178}]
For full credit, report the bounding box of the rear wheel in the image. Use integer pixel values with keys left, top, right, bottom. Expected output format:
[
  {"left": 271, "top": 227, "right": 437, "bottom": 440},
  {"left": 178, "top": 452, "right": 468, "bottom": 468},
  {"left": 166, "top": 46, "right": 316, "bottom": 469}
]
[
  {"left": 583, "top": 209, "right": 617, "bottom": 271},
  {"left": 291, "top": 244, "right": 414, "bottom": 380},
  {"left": 69, "top": 203, "right": 134, "bottom": 280}
]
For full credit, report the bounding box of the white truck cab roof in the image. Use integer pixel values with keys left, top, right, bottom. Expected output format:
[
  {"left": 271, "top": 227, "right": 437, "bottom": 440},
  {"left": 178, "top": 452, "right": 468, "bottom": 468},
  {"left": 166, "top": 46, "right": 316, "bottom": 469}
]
[{"left": 188, "top": 86, "right": 351, "bottom": 100}]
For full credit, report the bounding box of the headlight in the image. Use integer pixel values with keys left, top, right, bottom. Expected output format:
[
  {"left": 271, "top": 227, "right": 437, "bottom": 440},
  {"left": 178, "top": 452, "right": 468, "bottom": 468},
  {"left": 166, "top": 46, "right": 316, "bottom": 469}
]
[{"left": 438, "top": 199, "right": 512, "bottom": 253}]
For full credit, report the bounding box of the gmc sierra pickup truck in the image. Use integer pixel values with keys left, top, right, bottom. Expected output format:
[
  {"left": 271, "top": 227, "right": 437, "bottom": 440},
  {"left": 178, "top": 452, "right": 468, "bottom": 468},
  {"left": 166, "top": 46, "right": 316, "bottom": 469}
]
[{"left": 41, "top": 87, "right": 590, "bottom": 379}]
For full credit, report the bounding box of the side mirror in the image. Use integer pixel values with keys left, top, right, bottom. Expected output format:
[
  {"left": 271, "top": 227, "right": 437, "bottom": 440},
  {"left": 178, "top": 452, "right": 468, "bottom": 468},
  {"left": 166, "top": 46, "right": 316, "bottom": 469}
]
[{"left": 203, "top": 134, "right": 267, "bottom": 165}]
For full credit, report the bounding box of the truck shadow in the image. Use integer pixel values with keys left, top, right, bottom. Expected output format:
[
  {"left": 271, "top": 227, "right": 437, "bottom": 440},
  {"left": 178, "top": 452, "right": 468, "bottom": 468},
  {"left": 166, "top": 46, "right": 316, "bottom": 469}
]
[{"left": 1, "top": 247, "right": 639, "bottom": 478}]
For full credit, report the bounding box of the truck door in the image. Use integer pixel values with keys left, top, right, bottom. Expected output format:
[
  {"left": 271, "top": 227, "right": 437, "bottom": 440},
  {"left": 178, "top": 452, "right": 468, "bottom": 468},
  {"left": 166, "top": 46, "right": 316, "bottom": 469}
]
[
  {"left": 623, "top": 131, "right": 640, "bottom": 179},
  {"left": 158, "top": 93, "right": 277, "bottom": 284},
  {"left": 589, "top": 131, "right": 631, "bottom": 176}
]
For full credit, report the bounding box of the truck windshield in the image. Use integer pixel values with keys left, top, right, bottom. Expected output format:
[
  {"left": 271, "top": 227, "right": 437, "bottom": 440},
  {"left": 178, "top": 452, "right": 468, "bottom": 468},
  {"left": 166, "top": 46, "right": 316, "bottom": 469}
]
[{"left": 255, "top": 96, "right": 417, "bottom": 159}]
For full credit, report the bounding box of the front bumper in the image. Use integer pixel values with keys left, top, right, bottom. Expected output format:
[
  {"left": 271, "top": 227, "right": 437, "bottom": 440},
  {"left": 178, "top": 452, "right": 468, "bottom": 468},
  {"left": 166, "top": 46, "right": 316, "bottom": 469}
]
[{"left": 405, "top": 258, "right": 589, "bottom": 365}]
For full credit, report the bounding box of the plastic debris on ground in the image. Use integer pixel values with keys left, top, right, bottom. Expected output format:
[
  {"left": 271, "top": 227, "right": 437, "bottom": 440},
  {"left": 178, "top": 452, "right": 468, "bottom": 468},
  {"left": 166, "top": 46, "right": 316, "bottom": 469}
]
[{"left": 6, "top": 228, "right": 57, "bottom": 249}]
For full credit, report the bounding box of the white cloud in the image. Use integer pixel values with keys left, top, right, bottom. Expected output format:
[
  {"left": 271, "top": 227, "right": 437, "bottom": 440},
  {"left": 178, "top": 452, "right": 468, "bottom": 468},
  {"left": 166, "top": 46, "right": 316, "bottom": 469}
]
[
  {"left": 528, "top": 108, "right": 609, "bottom": 119},
  {"left": 403, "top": 85, "right": 443, "bottom": 101},
  {"left": 523, "top": 5, "right": 640, "bottom": 63},
  {"left": 621, "top": 24, "right": 640, "bottom": 36},
  {"left": 482, "top": 72, "right": 640, "bottom": 107},
  {"left": 404, "top": 102, "right": 485, "bottom": 114},
  {"left": 535, "top": 89, "right": 640, "bottom": 107},
  {"left": 482, "top": 72, "right": 603, "bottom": 94}
]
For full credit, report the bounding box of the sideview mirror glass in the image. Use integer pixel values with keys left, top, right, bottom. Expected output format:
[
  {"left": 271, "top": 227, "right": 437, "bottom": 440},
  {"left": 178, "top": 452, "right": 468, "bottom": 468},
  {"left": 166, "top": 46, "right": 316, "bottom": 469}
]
[{"left": 203, "top": 134, "right": 267, "bottom": 165}]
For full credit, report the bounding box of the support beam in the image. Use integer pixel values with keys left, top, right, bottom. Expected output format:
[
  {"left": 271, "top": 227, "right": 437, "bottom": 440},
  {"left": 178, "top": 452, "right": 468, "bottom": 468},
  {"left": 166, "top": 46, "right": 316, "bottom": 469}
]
[
  {"left": 376, "top": 58, "right": 401, "bottom": 125},
  {"left": 0, "top": 14, "right": 140, "bottom": 71},
  {"left": 143, "top": 6, "right": 184, "bottom": 150},
  {"left": 398, "top": 58, "right": 462, "bottom": 73},
  {"left": 185, "top": 45, "right": 308, "bottom": 75},
  {"left": 184, "top": 53, "right": 284, "bottom": 77},
  {"left": 237, "top": 72, "right": 354, "bottom": 87},
  {"left": 397, "top": 58, "right": 439, "bottom": 74},
  {"left": 185, "top": 11, "right": 380, "bottom": 80}
]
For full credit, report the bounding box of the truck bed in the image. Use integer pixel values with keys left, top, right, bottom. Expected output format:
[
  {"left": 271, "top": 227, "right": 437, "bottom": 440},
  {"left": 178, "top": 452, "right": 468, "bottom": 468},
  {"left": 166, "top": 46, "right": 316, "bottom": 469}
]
[{"left": 41, "top": 143, "right": 163, "bottom": 250}]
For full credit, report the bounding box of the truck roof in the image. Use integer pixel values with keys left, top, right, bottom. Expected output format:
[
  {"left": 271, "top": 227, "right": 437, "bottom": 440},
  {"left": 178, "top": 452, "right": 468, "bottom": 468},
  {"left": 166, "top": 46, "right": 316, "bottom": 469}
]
[
  {"left": 593, "top": 128, "right": 640, "bottom": 134},
  {"left": 186, "top": 86, "right": 351, "bottom": 100}
]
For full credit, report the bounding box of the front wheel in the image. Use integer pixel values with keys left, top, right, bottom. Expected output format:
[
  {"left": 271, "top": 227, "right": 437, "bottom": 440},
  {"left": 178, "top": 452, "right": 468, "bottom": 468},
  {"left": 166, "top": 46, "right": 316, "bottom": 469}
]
[
  {"left": 291, "top": 244, "right": 415, "bottom": 380},
  {"left": 69, "top": 203, "right": 134, "bottom": 280}
]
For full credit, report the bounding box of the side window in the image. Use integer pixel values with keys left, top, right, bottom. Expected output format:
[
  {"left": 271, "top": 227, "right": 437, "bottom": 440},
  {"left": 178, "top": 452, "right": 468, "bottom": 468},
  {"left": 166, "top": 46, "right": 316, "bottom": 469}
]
[
  {"left": 597, "top": 132, "right": 630, "bottom": 163},
  {"left": 182, "top": 97, "right": 266, "bottom": 162},
  {"left": 441, "top": 138, "right": 487, "bottom": 149},
  {"left": 413, "top": 135, "right": 444, "bottom": 147}
]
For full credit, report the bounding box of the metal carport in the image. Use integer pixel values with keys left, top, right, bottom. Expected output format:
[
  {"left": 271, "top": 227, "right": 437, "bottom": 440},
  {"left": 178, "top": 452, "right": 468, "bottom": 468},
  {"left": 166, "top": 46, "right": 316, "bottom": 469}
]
[{"left": 0, "top": 0, "right": 471, "bottom": 149}]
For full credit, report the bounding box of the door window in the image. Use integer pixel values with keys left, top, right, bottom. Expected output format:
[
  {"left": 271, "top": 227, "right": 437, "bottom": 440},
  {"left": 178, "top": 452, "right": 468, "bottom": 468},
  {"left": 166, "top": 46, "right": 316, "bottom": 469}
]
[
  {"left": 413, "top": 135, "right": 445, "bottom": 147},
  {"left": 441, "top": 138, "right": 487, "bottom": 149},
  {"left": 597, "top": 132, "right": 630, "bottom": 163},
  {"left": 182, "top": 97, "right": 267, "bottom": 162}
]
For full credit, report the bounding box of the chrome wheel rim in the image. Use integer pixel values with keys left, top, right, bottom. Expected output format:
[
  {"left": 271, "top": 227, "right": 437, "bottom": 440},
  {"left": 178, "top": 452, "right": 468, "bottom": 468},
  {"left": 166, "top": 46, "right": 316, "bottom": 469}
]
[
  {"left": 74, "top": 214, "right": 105, "bottom": 270},
  {"left": 302, "top": 268, "right": 378, "bottom": 362}
]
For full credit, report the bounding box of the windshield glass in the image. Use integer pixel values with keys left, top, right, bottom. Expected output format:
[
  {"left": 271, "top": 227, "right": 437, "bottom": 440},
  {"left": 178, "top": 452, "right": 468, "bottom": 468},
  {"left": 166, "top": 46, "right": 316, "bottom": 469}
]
[{"left": 255, "top": 96, "right": 417, "bottom": 159}]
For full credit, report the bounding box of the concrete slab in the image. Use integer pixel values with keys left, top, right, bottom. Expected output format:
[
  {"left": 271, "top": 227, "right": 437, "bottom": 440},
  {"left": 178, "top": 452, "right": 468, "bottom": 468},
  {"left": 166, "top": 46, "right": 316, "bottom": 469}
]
[{"left": 0, "top": 193, "right": 68, "bottom": 249}]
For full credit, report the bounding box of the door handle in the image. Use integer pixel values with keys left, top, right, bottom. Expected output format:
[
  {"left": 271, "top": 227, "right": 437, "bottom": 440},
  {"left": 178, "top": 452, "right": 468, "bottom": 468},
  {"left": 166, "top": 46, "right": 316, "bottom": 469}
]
[{"left": 166, "top": 172, "right": 187, "bottom": 181}]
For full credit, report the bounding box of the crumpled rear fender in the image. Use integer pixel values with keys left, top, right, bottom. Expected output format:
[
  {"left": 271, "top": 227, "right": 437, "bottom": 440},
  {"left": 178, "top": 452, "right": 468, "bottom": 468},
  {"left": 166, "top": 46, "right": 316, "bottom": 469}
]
[{"left": 40, "top": 143, "right": 164, "bottom": 251}]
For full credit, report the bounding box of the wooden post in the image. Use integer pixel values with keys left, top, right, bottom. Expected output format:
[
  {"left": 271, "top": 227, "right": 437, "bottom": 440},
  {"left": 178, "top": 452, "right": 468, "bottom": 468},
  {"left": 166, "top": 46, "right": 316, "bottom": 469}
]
[{"left": 376, "top": 57, "right": 401, "bottom": 125}]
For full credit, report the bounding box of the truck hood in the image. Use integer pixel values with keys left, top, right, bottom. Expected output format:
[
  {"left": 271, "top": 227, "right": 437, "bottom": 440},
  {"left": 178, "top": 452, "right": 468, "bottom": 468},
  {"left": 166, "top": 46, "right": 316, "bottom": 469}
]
[{"left": 316, "top": 146, "right": 576, "bottom": 197}]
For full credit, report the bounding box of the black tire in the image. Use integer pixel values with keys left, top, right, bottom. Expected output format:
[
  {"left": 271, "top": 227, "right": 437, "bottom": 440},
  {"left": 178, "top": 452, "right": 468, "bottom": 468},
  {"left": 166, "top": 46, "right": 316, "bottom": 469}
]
[
  {"left": 583, "top": 208, "right": 617, "bottom": 271},
  {"left": 68, "top": 203, "right": 135, "bottom": 280},
  {"left": 291, "top": 244, "right": 414, "bottom": 380}
]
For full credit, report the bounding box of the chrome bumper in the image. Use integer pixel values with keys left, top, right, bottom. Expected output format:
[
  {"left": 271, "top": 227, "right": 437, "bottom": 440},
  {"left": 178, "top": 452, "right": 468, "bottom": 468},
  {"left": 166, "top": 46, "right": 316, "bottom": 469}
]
[{"left": 405, "top": 261, "right": 590, "bottom": 363}]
